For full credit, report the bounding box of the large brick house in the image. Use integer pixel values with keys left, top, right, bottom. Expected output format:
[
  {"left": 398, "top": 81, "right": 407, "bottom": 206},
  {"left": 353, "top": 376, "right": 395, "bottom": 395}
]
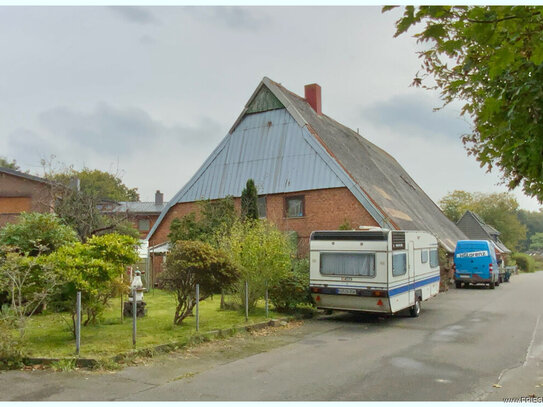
[
  {"left": 147, "top": 77, "right": 466, "bottom": 277},
  {"left": 99, "top": 190, "right": 168, "bottom": 239},
  {"left": 0, "top": 167, "right": 56, "bottom": 227}
]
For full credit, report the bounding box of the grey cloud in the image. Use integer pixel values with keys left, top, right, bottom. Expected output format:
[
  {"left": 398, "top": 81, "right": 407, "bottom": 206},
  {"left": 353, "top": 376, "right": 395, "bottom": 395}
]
[
  {"left": 359, "top": 95, "right": 471, "bottom": 140},
  {"left": 26, "top": 103, "right": 223, "bottom": 157},
  {"left": 139, "top": 35, "right": 157, "bottom": 45},
  {"left": 109, "top": 7, "right": 159, "bottom": 25},
  {"left": 185, "top": 7, "right": 269, "bottom": 31}
]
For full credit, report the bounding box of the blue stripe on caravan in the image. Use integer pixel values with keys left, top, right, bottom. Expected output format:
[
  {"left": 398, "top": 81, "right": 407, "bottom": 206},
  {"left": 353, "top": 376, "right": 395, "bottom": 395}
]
[{"left": 388, "top": 275, "right": 440, "bottom": 297}]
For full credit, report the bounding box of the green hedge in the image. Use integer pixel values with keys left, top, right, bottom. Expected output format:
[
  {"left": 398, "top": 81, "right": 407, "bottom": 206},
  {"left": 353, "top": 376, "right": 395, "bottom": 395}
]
[
  {"left": 269, "top": 259, "right": 314, "bottom": 312},
  {"left": 511, "top": 253, "right": 535, "bottom": 273}
]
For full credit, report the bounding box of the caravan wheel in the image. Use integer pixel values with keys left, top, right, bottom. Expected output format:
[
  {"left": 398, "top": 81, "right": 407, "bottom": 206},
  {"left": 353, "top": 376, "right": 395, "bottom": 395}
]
[{"left": 409, "top": 299, "right": 421, "bottom": 318}]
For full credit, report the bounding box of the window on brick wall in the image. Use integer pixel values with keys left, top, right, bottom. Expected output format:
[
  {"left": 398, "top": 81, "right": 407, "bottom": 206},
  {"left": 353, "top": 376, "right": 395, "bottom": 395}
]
[
  {"left": 138, "top": 219, "right": 151, "bottom": 232},
  {"left": 257, "top": 196, "right": 267, "bottom": 218},
  {"left": 285, "top": 195, "right": 304, "bottom": 218}
]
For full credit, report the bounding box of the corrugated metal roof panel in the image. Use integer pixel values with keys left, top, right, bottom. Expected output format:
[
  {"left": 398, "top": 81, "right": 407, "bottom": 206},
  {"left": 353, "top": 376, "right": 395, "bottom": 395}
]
[{"left": 178, "top": 109, "right": 344, "bottom": 202}]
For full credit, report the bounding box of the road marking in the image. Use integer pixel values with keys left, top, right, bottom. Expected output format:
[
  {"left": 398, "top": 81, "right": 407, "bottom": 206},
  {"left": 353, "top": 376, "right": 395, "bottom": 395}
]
[{"left": 523, "top": 314, "right": 541, "bottom": 367}]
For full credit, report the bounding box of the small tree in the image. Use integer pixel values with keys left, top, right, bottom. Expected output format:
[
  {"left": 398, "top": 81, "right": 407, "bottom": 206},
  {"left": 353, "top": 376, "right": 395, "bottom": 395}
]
[
  {"left": 241, "top": 179, "right": 258, "bottom": 221},
  {"left": 0, "top": 246, "right": 61, "bottom": 337},
  {"left": 0, "top": 212, "right": 78, "bottom": 256},
  {"left": 219, "top": 220, "right": 293, "bottom": 310},
  {"left": 49, "top": 234, "right": 139, "bottom": 334},
  {"left": 159, "top": 240, "right": 238, "bottom": 325}
]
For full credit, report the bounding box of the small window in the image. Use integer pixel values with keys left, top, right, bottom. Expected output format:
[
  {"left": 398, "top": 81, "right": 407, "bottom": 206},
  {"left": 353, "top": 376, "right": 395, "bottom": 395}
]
[
  {"left": 421, "top": 250, "right": 428, "bottom": 264},
  {"left": 320, "top": 252, "right": 375, "bottom": 277},
  {"left": 392, "top": 253, "right": 407, "bottom": 276},
  {"left": 430, "top": 249, "right": 439, "bottom": 268},
  {"left": 257, "top": 196, "right": 267, "bottom": 218},
  {"left": 285, "top": 196, "right": 304, "bottom": 218},
  {"left": 138, "top": 219, "right": 151, "bottom": 231}
]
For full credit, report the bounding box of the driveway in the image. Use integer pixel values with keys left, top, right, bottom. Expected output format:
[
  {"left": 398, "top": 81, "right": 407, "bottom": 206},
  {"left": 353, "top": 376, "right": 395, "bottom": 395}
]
[{"left": 1, "top": 271, "right": 542, "bottom": 401}]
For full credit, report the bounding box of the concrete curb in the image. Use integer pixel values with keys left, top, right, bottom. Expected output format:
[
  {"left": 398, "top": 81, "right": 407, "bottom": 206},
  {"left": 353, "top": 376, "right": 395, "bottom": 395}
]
[{"left": 19, "top": 313, "right": 314, "bottom": 369}]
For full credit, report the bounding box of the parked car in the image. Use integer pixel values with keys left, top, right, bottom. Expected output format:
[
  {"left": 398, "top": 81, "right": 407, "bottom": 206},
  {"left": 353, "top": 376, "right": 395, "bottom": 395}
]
[{"left": 454, "top": 240, "right": 500, "bottom": 289}]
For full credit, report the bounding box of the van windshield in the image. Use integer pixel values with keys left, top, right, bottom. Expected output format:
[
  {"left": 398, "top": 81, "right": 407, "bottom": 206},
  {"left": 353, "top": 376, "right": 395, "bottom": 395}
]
[{"left": 320, "top": 252, "right": 375, "bottom": 277}]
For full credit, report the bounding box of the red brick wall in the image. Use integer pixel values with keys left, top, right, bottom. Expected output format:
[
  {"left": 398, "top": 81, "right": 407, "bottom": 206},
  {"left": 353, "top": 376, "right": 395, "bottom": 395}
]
[
  {"left": 125, "top": 214, "right": 160, "bottom": 239},
  {"left": 0, "top": 173, "right": 54, "bottom": 227},
  {"left": 149, "top": 187, "right": 379, "bottom": 254}
]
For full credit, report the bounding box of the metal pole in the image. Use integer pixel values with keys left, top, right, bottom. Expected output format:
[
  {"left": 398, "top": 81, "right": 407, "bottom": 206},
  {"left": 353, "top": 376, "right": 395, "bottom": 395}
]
[
  {"left": 132, "top": 288, "right": 137, "bottom": 348},
  {"left": 76, "top": 291, "right": 81, "bottom": 356},
  {"left": 265, "top": 284, "right": 269, "bottom": 318},
  {"left": 245, "top": 281, "right": 249, "bottom": 322},
  {"left": 195, "top": 284, "right": 200, "bottom": 332}
]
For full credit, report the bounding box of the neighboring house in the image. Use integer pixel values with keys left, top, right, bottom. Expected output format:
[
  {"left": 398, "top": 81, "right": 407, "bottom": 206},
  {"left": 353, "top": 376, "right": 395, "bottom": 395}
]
[
  {"left": 456, "top": 210, "right": 511, "bottom": 258},
  {"left": 0, "top": 167, "right": 55, "bottom": 227},
  {"left": 147, "top": 77, "right": 467, "bottom": 281},
  {"left": 100, "top": 190, "right": 168, "bottom": 239}
]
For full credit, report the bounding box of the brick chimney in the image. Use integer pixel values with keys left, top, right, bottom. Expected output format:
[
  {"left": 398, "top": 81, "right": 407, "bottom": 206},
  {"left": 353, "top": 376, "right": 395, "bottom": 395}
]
[
  {"left": 155, "top": 190, "right": 164, "bottom": 206},
  {"left": 304, "top": 83, "right": 322, "bottom": 115}
]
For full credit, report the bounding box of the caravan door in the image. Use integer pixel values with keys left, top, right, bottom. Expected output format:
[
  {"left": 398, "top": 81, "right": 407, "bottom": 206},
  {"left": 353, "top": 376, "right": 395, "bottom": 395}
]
[{"left": 408, "top": 241, "right": 415, "bottom": 307}]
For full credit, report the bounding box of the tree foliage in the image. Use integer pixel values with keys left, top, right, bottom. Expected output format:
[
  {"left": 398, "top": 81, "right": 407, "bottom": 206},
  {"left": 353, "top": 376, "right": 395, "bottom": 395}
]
[
  {"left": 388, "top": 6, "right": 543, "bottom": 201},
  {"left": 45, "top": 168, "right": 140, "bottom": 241},
  {"left": 0, "top": 246, "right": 61, "bottom": 338},
  {"left": 168, "top": 197, "right": 237, "bottom": 247},
  {"left": 0, "top": 212, "right": 78, "bottom": 256},
  {"left": 269, "top": 258, "right": 314, "bottom": 312},
  {"left": 0, "top": 157, "right": 19, "bottom": 170},
  {"left": 529, "top": 232, "right": 543, "bottom": 252},
  {"left": 517, "top": 209, "right": 543, "bottom": 250},
  {"left": 159, "top": 240, "right": 238, "bottom": 325},
  {"left": 219, "top": 220, "right": 293, "bottom": 310},
  {"left": 241, "top": 179, "right": 258, "bottom": 221},
  {"left": 439, "top": 190, "right": 526, "bottom": 250},
  {"left": 47, "top": 168, "right": 139, "bottom": 202},
  {"left": 48, "top": 234, "right": 139, "bottom": 333}
]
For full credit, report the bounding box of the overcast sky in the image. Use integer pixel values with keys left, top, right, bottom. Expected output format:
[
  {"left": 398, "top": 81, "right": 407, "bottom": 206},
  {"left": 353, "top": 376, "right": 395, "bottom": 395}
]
[{"left": 0, "top": 6, "right": 540, "bottom": 212}]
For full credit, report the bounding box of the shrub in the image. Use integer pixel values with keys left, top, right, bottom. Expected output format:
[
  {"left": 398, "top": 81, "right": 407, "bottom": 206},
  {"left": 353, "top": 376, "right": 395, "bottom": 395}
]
[
  {"left": 47, "top": 234, "right": 139, "bottom": 333},
  {"left": 269, "top": 258, "right": 314, "bottom": 312},
  {"left": 0, "top": 310, "right": 23, "bottom": 370},
  {"left": 219, "top": 220, "right": 293, "bottom": 311},
  {"left": 159, "top": 240, "right": 239, "bottom": 325},
  {"left": 0, "top": 212, "right": 78, "bottom": 256},
  {"left": 511, "top": 253, "right": 535, "bottom": 273}
]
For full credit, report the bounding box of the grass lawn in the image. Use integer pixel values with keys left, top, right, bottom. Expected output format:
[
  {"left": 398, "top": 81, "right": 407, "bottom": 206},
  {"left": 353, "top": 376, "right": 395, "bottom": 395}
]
[{"left": 21, "top": 289, "right": 287, "bottom": 359}]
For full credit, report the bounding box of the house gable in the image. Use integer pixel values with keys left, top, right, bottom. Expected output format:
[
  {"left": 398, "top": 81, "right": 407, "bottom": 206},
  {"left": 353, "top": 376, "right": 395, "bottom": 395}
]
[{"left": 246, "top": 86, "right": 284, "bottom": 114}]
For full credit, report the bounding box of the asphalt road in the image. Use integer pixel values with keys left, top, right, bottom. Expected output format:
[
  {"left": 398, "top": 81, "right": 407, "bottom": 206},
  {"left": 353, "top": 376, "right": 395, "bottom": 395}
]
[{"left": 2, "top": 271, "right": 543, "bottom": 401}]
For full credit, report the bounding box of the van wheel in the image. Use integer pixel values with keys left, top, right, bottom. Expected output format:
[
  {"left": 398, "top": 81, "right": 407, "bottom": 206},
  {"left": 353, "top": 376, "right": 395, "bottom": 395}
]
[
  {"left": 409, "top": 299, "right": 421, "bottom": 318},
  {"left": 455, "top": 281, "right": 462, "bottom": 289},
  {"left": 489, "top": 281, "right": 495, "bottom": 289}
]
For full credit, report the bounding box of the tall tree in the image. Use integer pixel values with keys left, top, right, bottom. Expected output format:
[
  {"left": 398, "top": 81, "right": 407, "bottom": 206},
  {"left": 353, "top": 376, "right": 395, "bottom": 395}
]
[
  {"left": 387, "top": 6, "right": 543, "bottom": 202},
  {"left": 439, "top": 190, "right": 526, "bottom": 250},
  {"left": 241, "top": 179, "right": 258, "bottom": 221},
  {"left": 47, "top": 168, "right": 139, "bottom": 202}
]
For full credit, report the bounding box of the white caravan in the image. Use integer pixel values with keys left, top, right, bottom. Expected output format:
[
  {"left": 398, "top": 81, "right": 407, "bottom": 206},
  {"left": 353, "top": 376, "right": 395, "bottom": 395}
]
[{"left": 309, "top": 228, "right": 440, "bottom": 317}]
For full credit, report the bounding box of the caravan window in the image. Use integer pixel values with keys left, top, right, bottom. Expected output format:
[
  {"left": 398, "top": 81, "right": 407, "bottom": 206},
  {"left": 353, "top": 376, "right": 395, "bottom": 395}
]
[
  {"left": 421, "top": 250, "right": 428, "bottom": 264},
  {"left": 392, "top": 253, "right": 407, "bottom": 276},
  {"left": 320, "top": 252, "right": 375, "bottom": 277},
  {"left": 430, "top": 249, "right": 439, "bottom": 268}
]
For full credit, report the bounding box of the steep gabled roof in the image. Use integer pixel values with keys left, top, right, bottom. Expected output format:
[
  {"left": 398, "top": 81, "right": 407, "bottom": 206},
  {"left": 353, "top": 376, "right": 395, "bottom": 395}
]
[
  {"left": 259, "top": 78, "right": 466, "bottom": 251},
  {"left": 457, "top": 210, "right": 511, "bottom": 253},
  {"left": 148, "top": 77, "right": 467, "bottom": 252},
  {"left": 0, "top": 167, "right": 53, "bottom": 185}
]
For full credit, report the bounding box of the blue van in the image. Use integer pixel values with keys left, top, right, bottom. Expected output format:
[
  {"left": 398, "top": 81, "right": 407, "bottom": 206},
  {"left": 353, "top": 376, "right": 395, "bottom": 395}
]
[{"left": 454, "top": 240, "right": 499, "bottom": 289}]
